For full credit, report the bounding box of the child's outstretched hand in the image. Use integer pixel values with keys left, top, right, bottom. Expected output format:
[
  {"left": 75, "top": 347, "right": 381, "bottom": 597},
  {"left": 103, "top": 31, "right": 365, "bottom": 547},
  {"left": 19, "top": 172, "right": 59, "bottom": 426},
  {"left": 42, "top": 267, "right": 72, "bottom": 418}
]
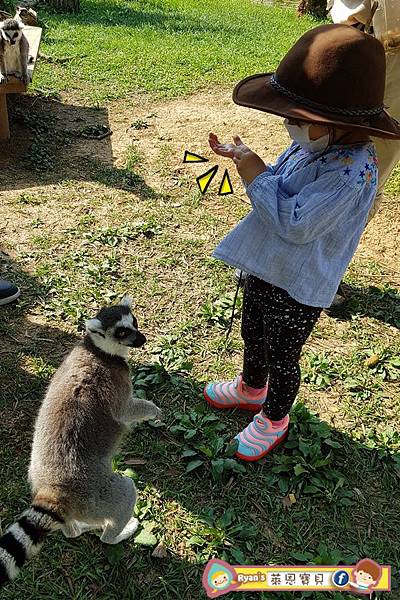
[
  {"left": 209, "top": 133, "right": 266, "bottom": 184},
  {"left": 209, "top": 132, "right": 249, "bottom": 158}
]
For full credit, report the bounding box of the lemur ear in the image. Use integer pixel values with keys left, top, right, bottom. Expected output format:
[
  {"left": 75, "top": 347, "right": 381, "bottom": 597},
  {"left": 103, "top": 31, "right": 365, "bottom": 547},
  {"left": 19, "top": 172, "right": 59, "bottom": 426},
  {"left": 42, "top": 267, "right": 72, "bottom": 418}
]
[
  {"left": 85, "top": 318, "right": 105, "bottom": 337},
  {"left": 120, "top": 295, "right": 133, "bottom": 308}
]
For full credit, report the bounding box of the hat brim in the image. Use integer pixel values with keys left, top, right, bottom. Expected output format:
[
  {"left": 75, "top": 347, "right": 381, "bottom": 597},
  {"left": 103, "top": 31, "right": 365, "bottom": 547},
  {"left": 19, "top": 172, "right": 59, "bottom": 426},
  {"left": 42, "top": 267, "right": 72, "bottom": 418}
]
[{"left": 233, "top": 73, "right": 400, "bottom": 140}]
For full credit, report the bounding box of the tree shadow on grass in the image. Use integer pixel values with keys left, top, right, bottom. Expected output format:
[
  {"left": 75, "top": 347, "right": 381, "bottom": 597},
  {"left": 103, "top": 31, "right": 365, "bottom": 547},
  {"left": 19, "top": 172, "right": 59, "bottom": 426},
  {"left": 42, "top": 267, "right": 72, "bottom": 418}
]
[
  {"left": 0, "top": 94, "right": 156, "bottom": 198},
  {"left": 42, "top": 0, "right": 240, "bottom": 35},
  {"left": 0, "top": 251, "right": 79, "bottom": 424},
  {"left": 328, "top": 283, "right": 400, "bottom": 329}
]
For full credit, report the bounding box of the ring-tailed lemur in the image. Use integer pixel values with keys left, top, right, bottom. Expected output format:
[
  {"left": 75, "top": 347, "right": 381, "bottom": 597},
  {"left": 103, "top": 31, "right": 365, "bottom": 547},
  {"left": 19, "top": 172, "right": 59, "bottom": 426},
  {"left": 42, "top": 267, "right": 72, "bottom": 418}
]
[
  {"left": 14, "top": 6, "right": 38, "bottom": 27},
  {"left": 0, "top": 296, "right": 161, "bottom": 588},
  {"left": 0, "top": 18, "right": 29, "bottom": 84}
]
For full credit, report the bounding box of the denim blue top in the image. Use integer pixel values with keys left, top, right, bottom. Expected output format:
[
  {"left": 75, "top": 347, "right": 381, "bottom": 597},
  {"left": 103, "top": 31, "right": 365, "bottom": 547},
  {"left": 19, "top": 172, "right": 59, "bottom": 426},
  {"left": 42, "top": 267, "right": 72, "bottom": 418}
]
[{"left": 213, "top": 142, "right": 378, "bottom": 308}]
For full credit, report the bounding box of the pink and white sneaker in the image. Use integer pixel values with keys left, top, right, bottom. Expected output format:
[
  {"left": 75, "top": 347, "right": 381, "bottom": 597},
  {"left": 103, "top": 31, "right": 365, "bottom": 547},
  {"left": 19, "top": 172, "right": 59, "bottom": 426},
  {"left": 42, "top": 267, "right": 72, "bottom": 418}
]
[
  {"left": 234, "top": 412, "right": 289, "bottom": 462},
  {"left": 204, "top": 374, "right": 267, "bottom": 412}
]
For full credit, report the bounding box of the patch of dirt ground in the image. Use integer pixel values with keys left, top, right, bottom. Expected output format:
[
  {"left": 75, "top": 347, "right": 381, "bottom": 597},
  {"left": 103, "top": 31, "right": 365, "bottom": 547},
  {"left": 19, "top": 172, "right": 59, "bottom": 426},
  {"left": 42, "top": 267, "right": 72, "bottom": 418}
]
[{"left": 1, "top": 88, "right": 398, "bottom": 282}]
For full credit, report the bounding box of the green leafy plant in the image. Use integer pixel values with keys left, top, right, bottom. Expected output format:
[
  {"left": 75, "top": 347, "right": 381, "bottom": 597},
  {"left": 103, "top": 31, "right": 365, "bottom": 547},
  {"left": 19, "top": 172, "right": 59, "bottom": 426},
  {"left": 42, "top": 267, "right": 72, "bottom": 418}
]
[
  {"left": 188, "top": 507, "right": 257, "bottom": 563},
  {"left": 151, "top": 334, "right": 193, "bottom": 372},
  {"left": 104, "top": 543, "right": 125, "bottom": 566},
  {"left": 10, "top": 100, "right": 69, "bottom": 173},
  {"left": 361, "top": 426, "right": 400, "bottom": 454},
  {"left": 269, "top": 404, "right": 352, "bottom": 504},
  {"left": 171, "top": 405, "right": 245, "bottom": 482},
  {"left": 130, "top": 118, "right": 149, "bottom": 130},
  {"left": 302, "top": 352, "right": 339, "bottom": 389},
  {"left": 348, "top": 284, "right": 400, "bottom": 328},
  {"left": 292, "top": 542, "right": 358, "bottom": 566},
  {"left": 201, "top": 291, "right": 242, "bottom": 329},
  {"left": 36, "top": 248, "right": 121, "bottom": 324},
  {"left": 15, "top": 192, "right": 43, "bottom": 205},
  {"left": 131, "top": 363, "right": 169, "bottom": 400}
]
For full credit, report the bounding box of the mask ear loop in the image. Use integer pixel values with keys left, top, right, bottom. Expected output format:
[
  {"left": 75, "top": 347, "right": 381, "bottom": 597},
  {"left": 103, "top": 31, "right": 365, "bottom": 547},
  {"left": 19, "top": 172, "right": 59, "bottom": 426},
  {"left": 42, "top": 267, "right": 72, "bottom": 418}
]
[{"left": 328, "top": 127, "right": 334, "bottom": 147}]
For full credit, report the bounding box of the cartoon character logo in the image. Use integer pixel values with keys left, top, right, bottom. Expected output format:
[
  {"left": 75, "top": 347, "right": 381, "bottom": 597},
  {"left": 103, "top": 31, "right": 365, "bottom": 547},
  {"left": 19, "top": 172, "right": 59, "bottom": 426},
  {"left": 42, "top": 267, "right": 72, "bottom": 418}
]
[
  {"left": 350, "top": 559, "right": 382, "bottom": 595},
  {"left": 211, "top": 570, "right": 231, "bottom": 590},
  {"left": 202, "top": 559, "right": 238, "bottom": 598}
]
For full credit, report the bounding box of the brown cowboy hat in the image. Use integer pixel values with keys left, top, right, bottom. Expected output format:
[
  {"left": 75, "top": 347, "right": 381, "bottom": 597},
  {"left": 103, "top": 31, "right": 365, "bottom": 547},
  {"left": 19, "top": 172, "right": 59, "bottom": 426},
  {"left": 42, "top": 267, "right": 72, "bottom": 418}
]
[{"left": 233, "top": 24, "right": 400, "bottom": 139}]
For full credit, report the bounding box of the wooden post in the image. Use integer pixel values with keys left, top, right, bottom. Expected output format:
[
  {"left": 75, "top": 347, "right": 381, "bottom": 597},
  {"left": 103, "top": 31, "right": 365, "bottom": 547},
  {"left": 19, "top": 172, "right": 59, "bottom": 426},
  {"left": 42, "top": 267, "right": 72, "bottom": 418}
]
[{"left": 0, "top": 94, "right": 10, "bottom": 141}]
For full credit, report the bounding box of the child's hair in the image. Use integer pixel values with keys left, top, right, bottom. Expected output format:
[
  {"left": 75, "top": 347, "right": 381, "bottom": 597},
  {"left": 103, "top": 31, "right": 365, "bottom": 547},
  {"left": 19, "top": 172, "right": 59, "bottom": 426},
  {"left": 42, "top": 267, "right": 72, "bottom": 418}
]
[{"left": 354, "top": 559, "right": 382, "bottom": 582}]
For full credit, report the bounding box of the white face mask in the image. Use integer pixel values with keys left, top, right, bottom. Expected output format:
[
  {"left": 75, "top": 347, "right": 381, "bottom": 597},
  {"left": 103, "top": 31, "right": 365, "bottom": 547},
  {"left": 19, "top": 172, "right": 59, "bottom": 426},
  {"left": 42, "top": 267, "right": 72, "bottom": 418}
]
[{"left": 284, "top": 119, "right": 330, "bottom": 153}]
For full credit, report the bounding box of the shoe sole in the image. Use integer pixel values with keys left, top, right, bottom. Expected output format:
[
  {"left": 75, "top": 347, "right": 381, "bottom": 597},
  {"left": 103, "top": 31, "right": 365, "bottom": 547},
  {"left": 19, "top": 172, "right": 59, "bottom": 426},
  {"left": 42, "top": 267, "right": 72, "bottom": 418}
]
[
  {"left": 203, "top": 389, "right": 261, "bottom": 412},
  {"left": 0, "top": 288, "right": 21, "bottom": 306},
  {"left": 235, "top": 430, "right": 289, "bottom": 462}
]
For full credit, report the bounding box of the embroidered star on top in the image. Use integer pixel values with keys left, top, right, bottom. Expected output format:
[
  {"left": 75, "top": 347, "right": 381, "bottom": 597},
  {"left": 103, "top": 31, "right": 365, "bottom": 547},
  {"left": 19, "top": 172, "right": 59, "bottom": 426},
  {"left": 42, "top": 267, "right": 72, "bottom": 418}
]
[{"left": 343, "top": 167, "right": 351, "bottom": 176}]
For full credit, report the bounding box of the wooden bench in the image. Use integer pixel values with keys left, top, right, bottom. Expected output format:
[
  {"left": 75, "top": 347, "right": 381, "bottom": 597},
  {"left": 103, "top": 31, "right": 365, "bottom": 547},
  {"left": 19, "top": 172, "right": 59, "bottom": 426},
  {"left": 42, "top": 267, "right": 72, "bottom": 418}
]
[{"left": 0, "top": 25, "right": 42, "bottom": 140}]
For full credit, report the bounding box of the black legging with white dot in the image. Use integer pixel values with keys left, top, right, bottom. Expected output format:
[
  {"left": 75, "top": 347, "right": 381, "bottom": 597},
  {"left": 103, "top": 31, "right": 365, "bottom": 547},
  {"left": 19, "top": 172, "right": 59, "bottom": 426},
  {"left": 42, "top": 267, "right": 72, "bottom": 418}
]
[{"left": 241, "top": 275, "right": 322, "bottom": 421}]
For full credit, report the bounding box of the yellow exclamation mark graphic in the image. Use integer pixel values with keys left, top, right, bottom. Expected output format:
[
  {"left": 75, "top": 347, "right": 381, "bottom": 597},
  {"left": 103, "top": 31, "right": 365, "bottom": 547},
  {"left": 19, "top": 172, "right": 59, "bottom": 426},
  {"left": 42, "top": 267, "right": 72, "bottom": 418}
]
[
  {"left": 196, "top": 165, "right": 219, "bottom": 194},
  {"left": 183, "top": 151, "right": 208, "bottom": 163},
  {"left": 218, "top": 169, "right": 233, "bottom": 195}
]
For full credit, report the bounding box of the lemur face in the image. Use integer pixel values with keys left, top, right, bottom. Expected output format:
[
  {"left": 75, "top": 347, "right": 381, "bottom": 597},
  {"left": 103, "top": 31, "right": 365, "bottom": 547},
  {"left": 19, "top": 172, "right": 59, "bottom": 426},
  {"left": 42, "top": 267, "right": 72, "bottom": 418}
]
[
  {"left": 1, "top": 20, "right": 22, "bottom": 46},
  {"left": 16, "top": 8, "right": 29, "bottom": 18},
  {"left": 86, "top": 297, "right": 147, "bottom": 349}
]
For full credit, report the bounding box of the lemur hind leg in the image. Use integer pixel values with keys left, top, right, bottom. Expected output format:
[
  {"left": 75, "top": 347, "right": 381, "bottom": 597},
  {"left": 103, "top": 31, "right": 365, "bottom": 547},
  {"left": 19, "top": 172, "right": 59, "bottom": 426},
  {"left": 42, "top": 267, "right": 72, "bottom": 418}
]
[
  {"left": 102, "top": 516, "right": 139, "bottom": 545},
  {"left": 62, "top": 520, "right": 98, "bottom": 538},
  {"left": 98, "top": 473, "right": 138, "bottom": 545}
]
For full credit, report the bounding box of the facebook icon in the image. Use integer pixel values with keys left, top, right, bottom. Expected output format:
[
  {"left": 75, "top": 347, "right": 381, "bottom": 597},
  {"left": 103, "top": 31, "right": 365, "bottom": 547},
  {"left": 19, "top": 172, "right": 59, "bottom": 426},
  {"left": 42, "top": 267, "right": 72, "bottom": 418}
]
[{"left": 332, "top": 570, "right": 350, "bottom": 588}]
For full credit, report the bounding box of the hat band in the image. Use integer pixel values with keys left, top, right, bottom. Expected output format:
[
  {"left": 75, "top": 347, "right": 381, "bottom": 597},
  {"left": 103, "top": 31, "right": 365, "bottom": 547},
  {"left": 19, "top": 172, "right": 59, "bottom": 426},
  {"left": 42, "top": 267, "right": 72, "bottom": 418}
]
[{"left": 270, "top": 75, "right": 384, "bottom": 118}]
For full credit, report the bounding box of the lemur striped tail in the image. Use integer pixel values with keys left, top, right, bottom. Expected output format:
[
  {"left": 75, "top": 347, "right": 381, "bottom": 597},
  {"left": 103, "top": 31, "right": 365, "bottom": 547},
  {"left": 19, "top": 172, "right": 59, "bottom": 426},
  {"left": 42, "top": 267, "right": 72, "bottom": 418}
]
[{"left": 0, "top": 505, "right": 64, "bottom": 588}]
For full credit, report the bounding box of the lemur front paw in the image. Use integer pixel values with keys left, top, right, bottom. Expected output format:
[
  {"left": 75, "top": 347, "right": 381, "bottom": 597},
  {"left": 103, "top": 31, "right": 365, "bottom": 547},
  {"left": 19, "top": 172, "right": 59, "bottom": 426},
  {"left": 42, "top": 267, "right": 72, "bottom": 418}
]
[
  {"left": 0, "top": 74, "right": 8, "bottom": 84},
  {"left": 15, "top": 72, "right": 29, "bottom": 85},
  {"left": 131, "top": 399, "right": 162, "bottom": 423},
  {"left": 148, "top": 402, "right": 162, "bottom": 421}
]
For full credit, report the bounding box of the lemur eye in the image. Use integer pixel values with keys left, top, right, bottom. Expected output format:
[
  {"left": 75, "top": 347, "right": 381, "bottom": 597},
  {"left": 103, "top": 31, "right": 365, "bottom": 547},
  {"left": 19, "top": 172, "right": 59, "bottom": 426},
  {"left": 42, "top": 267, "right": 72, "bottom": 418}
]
[{"left": 115, "top": 327, "right": 133, "bottom": 339}]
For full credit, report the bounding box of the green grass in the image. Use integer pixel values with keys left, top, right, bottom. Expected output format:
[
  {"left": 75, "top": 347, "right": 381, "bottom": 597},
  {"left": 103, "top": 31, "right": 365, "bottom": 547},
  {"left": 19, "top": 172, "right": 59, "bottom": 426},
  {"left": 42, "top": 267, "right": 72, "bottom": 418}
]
[{"left": 34, "top": 0, "right": 316, "bottom": 103}]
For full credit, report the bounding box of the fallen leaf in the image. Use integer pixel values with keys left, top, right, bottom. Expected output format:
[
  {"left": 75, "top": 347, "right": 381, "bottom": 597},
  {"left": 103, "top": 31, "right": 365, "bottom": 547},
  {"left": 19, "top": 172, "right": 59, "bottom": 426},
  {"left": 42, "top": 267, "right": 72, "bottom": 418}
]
[
  {"left": 282, "top": 494, "right": 297, "bottom": 508},
  {"left": 152, "top": 541, "right": 168, "bottom": 558},
  {"left": 364, "top": 354, "right": 380, "bottom": 368},
  {"left": 225, "top": 476, "right": 234, "bottom": 491}
]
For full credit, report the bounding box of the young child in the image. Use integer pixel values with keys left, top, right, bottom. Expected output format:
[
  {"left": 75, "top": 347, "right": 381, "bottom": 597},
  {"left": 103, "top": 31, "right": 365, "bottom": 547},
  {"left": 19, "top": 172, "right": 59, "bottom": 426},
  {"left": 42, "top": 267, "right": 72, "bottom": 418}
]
[{"left": 203, "top": 24, "right": 400, "bottom": 462}]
